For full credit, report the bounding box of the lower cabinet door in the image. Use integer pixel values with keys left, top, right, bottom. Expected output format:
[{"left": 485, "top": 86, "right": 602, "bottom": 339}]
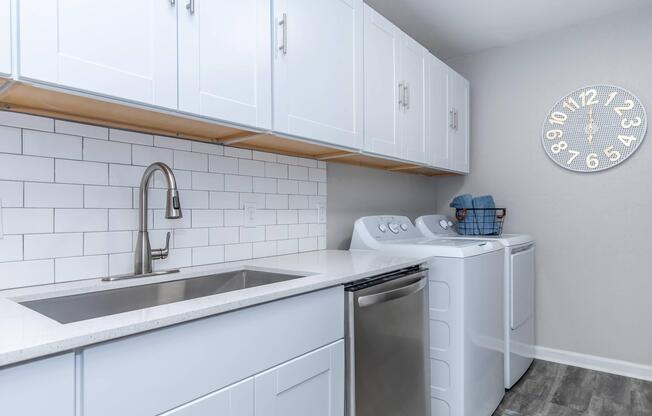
[
  {"left": 162, "top": 378, "right": 254, "bottom": 416},
  {"left": 255, "top": 340, "right": 344, "bottom": 416}
]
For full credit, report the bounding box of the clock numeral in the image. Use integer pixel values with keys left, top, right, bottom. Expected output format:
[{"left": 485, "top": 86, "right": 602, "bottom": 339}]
[
  {"left": 579, "top": 89, "right": 599, "bottom": 106},
  {"left": 551, "top": 141, "right": 568, "bottom": 154},
  {"left": 549, "top": 111, "right": 568, "bottom": 126},
  {"left": 586, "top": 153, "right": 599, "bottom": 169},
  {"left": 605, "top": 91, "right": 618, "bottom": 107},
  {"left": 546, "top": 129, "right": 564, "bottom": 140},
  {"left": 563, "top": 98, "right": 580, "bottom": 112},
  {"left": 567, "top": 150, "right": 580, "bottom": 165},
  {"left": 621, "top": 117, "right": 642, "bottom": 129},
  {"left": 614, "top": 100, "right": 635, "bottom": 116},
  {"left": 618, "top": 134, "right": 637, "bottom": 147},
  {"left": 603, "top": 146, "right": 621, "bottom": 162}
]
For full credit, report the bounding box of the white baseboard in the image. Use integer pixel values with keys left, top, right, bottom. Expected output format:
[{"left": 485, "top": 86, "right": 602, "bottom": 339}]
[{"left": 534, "top": 345, "right": 652, "bottom": 382}]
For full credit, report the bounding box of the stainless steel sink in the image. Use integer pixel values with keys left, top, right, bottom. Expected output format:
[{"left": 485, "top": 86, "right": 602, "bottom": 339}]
[{"left": 19, "top": 269, "right": 308, "bottom": 324}]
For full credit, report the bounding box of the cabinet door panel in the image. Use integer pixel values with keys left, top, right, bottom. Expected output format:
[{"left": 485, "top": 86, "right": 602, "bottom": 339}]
[
  {"left": 162, "top": 378, "right": 254, "bottom": 416},
  {"left": 363, "top": 5, "right": 401, "bottom": 158},
  {"left": 0, "top": 353, "right": 75, "bottom": 416},
  {"left": 19, "top": 0, "right": 177, "bottom": 108},
  {"left": 255, "top": 340, "right": 344, "bottom": 416},
  {"left": 449, "top": 71, "right": 470, "bottom": 173},
  {"left": 428, "top": 55, "right": 450, "bottom": 169},
  {"left": 178, "top": 0, "right": 271, "bottom": 129},
  {"left": 273, "top": 0, "right": 363, "bottom": 149},
  {"left": 400, "top": 34, "right": 428, "bottom": 164},
  {"left": 0, "top": 0, "right": 10, "bottom": 76}
]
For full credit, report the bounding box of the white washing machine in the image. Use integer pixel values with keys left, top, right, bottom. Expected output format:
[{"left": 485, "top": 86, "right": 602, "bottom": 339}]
[
  {"left": 415, "top": 214, "right": 535, "bottom": 389},
  {"left": 351, "top": 215, "right": 505, "bottom": 416}
]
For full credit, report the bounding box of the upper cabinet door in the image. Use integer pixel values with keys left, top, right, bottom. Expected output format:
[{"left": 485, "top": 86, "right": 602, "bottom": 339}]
[
  {"left": 19, "top": 0, "right": 178, "bottom": 109},
  {"left": 178, "top": 0, "right": 272, "bottom": 130},
  {"left": 400, "top": 34, "right": 428, "bottom": 164},
  {"left": 448, "top": 70, "right": 470, "bottom": 173},
  {"left": 362, "top": 5, "right": 401, "bottom": 158},
  {"left": 0, "top": 0, "right": 10, "bottom": 76},
  {"left": 255, "top": 341, "right": 344, "bottom": 416},
  {"left": 428, "top": 55, "right": 450, "bottom": 169},
  {"left": 273, "top": 0, "right": 363, "bottom": 150}
]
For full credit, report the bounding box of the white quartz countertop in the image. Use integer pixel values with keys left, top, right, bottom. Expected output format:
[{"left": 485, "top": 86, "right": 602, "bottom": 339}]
[{"left": 0, "top": 249, "right": 430, "bottom": 367}]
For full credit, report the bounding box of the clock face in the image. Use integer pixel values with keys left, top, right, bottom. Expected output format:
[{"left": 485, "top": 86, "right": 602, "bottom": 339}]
[{"left": 542, "top": 85, "right": 647, "bottom": 172}]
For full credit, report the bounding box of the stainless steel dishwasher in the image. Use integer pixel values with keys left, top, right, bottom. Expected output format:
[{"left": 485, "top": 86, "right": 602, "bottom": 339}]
[{"left": 345, "top": 266, "right": 429, "bottom": 416}]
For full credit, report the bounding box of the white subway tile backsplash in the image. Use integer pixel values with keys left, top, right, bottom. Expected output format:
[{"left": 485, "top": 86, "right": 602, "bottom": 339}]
[
  {"left": 318, "top": 236, "right": 327, "bottom": 250},
  {"left": 0, "top": 235, "right": 23, "bottom": 262},
  {"left": 84, "top": 231, "right": 132, "bottom": 255},
  {"left": 25, "top": 183, "right": 83, "bottom": 208},
  {"left": 2, "top": 208, "right": 53, "bottom": 234},
  {"left": 0, "top": 111, "right": 53, "bottom": 132},
  {"left": 191, "top": 172, "right": 224, "bottom": 191},
  {"left": 83, "top": 138, "right": 132, "bottom": 164},
  {"left": 0, "top": 112, "right": 326, "bottom": 288},
  {"left": 0, "top": 154, "right": 54, "bottom": 182},
  {"left": 55, "top": 209, "right": 108, "bottom": 233},
  {"left": 132, "top": 145, "right": 174, "bottom": 167},
  {"left": 55, "top": 255, "right": 108, "bottom": 282},
  {"left": 0, "top": 126, "right": 21, "bottom": 154},
  {"left": 0, "top": 260, "right": 54, "bottom": 290},
  {"left": 85, "top": 186, "right": 132, "bottom": 208},
  {"left": 55, "top": 120, "right": 108, "bottom": 140},
  {"left": 24, "top": 233, "right": 83, "bottom": 260},
  {"left": 56, "top": 160, "right": 108, "bottom": 185},
  {"left": 175, "top": 150, "right": 208, "bottom": 171},
  {"left": 0, "top": 181, "right": 23, "bottom": 207},
  {"left": 23, "top": 130, "right": 82, "bottom": 159},
  {"left": 109, "top": 129, "right": 153, "bottom": 145},
  {"left": 318, "top": 161, "right": 327, "bottom": 169}
]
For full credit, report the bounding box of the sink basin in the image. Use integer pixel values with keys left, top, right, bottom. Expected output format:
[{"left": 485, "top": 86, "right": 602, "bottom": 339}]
[{"left": 19, "top": 269, "right": 309, "bottom": 324}]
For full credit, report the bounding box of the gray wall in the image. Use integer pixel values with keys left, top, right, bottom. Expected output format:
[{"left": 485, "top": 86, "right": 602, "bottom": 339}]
[
  {"left": 327, "top": 163, "right": 437, "bottom": 249},
  {"left": 440, "top": 6, "right": 652, "bottom": 365}
]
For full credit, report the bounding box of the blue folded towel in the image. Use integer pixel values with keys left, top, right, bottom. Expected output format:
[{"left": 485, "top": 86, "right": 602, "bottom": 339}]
[
  {"left": 473, "top": 195, "right": 499, "bottom": 235},
  {"left": 449, "top": 194, "right": 477, "bottom": 235}
]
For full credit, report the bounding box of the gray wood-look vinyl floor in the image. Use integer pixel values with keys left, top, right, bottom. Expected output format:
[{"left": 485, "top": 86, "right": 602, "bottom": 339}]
[{"left": 493, "top": 360, "right": 652, "bottom": 416}]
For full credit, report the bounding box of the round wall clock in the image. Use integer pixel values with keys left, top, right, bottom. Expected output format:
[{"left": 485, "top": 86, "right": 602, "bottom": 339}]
[{"left": 542, "top": 85, "right": 647, "bottom": 172}]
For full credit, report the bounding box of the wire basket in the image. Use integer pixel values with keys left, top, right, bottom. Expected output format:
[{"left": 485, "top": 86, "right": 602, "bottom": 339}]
[{"left": 454, "top": 208, "right": 507, "bottom": 236}]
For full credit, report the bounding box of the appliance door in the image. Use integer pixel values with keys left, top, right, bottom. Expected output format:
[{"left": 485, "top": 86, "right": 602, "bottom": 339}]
[
  {"left": 346, "top": 271, "right": 429, "bottom": 416},
  {"left": 510, "top": 244, "right": 535, "bottom": 330}
]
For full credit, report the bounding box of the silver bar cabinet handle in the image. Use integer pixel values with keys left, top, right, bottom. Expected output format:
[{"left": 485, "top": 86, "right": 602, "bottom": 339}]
[
  {"left": 404, "top": 83, "right": 410, "bottom": 109},
  {"left": 278, "top": 13, "right": 288, "bottom": 54},
  {"left": 454, "top": 110, "right": 459, "bottom": 130},
  {"left": 170, "top": 0, "right": 175, "bottom": 5},
  {"left": 398, "top": 82, "right": 404, "bottom": 108},
  {"left": 449, "top": 110, "right": 455, "bottom": 128},
  {"left": 186, "top": 0, "right": 195, "bottom": 14}
]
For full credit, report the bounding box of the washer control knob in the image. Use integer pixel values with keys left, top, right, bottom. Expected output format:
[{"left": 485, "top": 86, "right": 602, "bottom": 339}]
[
  {"left": 400, "top": 223, "right": 408, "bottom": 231},
  {"left": 388, "top": 223, "right": 401, "bottom": 234},
  {"left": 439, "top": 219, "right": 449, "bottom": 230},
  {"left": 378, "top": 223, "right": 388, "bottom": 233}
]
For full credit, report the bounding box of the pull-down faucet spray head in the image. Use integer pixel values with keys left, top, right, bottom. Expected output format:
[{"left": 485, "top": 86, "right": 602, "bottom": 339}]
[{"left": 166, "top": 189, "right": 182, "bottom": 219}]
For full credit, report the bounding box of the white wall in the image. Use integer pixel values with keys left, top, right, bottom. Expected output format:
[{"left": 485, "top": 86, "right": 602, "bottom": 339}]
[
  {"left": 0, "top": 111, "right": 327, "bottom": 290},
  {"left": 327, "top": 163, "right": 438, "bottom": 249},
  {"left": 438, "top": 6, "right": 652, "bottom": 366}
]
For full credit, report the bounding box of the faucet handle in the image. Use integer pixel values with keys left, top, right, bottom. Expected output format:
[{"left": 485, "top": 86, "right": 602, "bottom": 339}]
[{"left": 152, "top": 232, "right": 171, "bottom": 260}]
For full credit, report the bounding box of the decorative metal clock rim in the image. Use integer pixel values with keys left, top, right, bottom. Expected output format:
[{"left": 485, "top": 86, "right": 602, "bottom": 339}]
[{"left": 540, "top": 84, "right": 647, "bottom": 173}]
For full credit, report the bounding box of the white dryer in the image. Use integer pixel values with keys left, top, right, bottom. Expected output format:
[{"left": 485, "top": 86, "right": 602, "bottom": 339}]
[
  {"left": 351, "top": 215, "right": 505, "bottom": 416},
  {"left": 415, "top": 214, "right": 535, "bottom": 389}
]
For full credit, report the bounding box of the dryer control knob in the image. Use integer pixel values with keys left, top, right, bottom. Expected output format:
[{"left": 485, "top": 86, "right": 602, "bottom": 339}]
[
  {"left": 447, "top": 221, "right": 454, "bottom": 227},
  {"left": 388, "top": 223, "right": 400, "bottom": 234},
  {"left": 378, "top": 224, "right": 388, "bottom": 233},
  {"left": 400, "top": 223, "right": 408, "bottom": 231},
  {"left": 439, "top": 219, "right": 449, "bottom": 229}
]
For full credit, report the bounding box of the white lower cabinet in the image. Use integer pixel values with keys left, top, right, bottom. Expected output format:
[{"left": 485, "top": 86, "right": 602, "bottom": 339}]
[
  {"left": 162, "top": 378, "right": 255, "bottom": 416},
  {"left": 0, "top": 353, "right": 75, "bottom": 416},
  {"left": 255, "top": 341, "right": 345, "bottom": 416}
]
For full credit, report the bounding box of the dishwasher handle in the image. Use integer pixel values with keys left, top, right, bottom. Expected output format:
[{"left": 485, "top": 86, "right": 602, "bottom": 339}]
[{"left": 357, "top": 273, "right": 427, "bottom": 308}]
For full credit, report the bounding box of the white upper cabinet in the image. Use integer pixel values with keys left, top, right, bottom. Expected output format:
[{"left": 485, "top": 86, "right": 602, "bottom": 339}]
[
  {"left": 0, "top": 0, "right": 10, "bottom": 76},
  {"left": 400, "top": 35, "right": 428, "bottom": 164},
  {"left": 428, "top": 55, "right": 450, "bottom": 169},
  {"left": 363, "top": 5, "right": 401, "bottom": 158},
  {"left": 272, "top": 0, "right": 363, "bottom": 150},
  {"left": 448, "top": 69, "right": 470, "bottom": 173},
  {"left": 178, "top": 0, "right": 272, "bottom": 130},
  {"left": 19, "top": 0, "right": 178, "bottom": 109}
]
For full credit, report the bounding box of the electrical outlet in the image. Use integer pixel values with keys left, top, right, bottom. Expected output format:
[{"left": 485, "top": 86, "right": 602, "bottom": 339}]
[
  {"left": 0, "top": 198, "right": 4, "bottom": 239},
  {"left": 244, "top": 202, "right": 257, "bottom": 228},
  {"left": 317, "top": 204, "right": 326, "bottom": 224}
]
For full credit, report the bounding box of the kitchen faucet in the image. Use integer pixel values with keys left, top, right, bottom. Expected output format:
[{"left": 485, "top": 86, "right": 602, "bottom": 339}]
[{"left": 134, "top": 162, "right": 182, "bottom": 275}]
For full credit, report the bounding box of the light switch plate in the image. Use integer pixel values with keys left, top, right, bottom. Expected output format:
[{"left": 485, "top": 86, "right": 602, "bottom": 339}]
[
  {"left": 317, "top": 204, "right": 326, "bottom": 224},
  {"left": 244, "top": 202, "right": 257, "bottom": 228}
]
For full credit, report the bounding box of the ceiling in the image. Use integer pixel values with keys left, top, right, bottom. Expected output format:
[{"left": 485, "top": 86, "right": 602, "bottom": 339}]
[{"left": 364, "top": 0, "right": 651, "bottom": 59}]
